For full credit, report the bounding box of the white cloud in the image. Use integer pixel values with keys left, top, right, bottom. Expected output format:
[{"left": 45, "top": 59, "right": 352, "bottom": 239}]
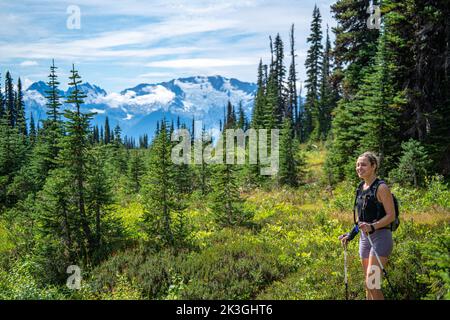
[
  {"left": 146, "top": 58, "right": 256, "bottom": 69},
  {"left": 90, "top": 108, "right": 106, "bottom": 114},
  {"left": 1, "top": 0, "right": 336, "bottom": 92},
  {"left": 20, "top": 60, "right": 38, "bottom": 67}
]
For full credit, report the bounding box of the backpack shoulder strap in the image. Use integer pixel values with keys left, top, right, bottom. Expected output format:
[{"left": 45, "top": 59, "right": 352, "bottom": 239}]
[
  {"left": 371, "top": 179, "right": 387, "bottom": 220},
  {"left": 353, "top": 181, "right": 364, "bottom": 224},
  {"left": 371, "top": 179, "right": 386, "bottom": 201}
]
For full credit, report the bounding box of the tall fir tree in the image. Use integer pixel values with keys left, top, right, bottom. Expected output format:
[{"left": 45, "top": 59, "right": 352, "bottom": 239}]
[
  {"left": 4, "top": 71, "right": 15, "bottom": 127},
  {"left": 331, "top": 0, "right": 380, "bottom": 98},
  {"left": 15, "top": 78, "right": 27, "bottom": 138},
  {"left": 273, "top": 33, "right": 286, "bottom": 123},
  {"left": 304, "top": 5, "right": 323, "bottom": 141},
  {"left": 142, "top": 120, "right": 179, "bottom": 246},
  {"left": 59, "top": 64, "right": 96, "bottom": 262},
  {"left": 278, "top": 118, "right": 298, "bottom": 187},
  {"left": 43, "top": 59, "right": 63, "bottom": 167},
  {"left": 251, "top": 59, "right": 266, "bottom": 129},
  {"left": 287, "top": 24, "right": 298, "bottom": 126},
  {"left": 0, "top": 73, "right": 4, "bottom": 118},
  {"left": 318, "top": 25, "right": 335, "bottom": 140},
  {"left": 104, "top": 116, "right": 111, "bottom": 144}
]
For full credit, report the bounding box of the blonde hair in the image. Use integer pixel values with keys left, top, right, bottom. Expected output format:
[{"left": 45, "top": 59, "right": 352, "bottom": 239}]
[{"left": 358, "top": 151, "right": 379, "bottom": 173}]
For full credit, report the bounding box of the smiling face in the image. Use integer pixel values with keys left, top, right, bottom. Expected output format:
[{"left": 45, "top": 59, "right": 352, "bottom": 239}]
[{"left": 356, "top": 156, "right": 376, "bottom": 179}]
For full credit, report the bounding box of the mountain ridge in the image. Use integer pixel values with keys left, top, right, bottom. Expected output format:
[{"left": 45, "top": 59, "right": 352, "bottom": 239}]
[{"left": 24, "top": 75, "right": 257, "bottom": 139}]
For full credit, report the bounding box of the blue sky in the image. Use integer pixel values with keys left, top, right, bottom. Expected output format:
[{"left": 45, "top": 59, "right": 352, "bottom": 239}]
[{"left": 0, "top": 0, "right": 336, "bottom": 93}]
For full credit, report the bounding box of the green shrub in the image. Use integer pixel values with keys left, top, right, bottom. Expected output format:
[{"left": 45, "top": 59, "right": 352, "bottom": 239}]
[
  {"left": 177, "top": 228, "right": 292, "bottom": 299},
  {"left": 417, "top": 227, "right": 450, "bottom": 299},
  {"left": 388, "top": 139, "right": 432, "bottom": 187},
  {"left": 422, "top": 175, "right": 450, "bottom": 210},
  {"left": 326, "top": 181, "right": 355, "bottom": 212},
  {"left": 0, "top": 259, "right": 65, "bottom": 299}
]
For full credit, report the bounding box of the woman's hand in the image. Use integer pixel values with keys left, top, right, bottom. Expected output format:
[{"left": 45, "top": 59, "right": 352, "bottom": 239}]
[
  {"left": 358, "top": 222, "right": 372, "bottom": 234},
  {"left": 339, "top": 233, "right": 349, "bottom": 246}
]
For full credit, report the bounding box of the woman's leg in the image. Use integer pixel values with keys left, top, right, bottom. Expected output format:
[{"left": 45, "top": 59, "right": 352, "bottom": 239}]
[
  {"left": 366, "top": 255, "right": 389, "bottom": 300},
  {"left": 361, "top": 258, "right": 370, "bottom": 299}
]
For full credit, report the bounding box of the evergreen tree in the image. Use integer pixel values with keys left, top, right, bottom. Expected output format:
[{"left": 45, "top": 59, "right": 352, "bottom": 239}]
[
  {"left": 113, "top": 124, "right": 122, "bottom": 144},
  {"left": 104, "top": 116, "right": 111, "bottom": 144},
  {"left": 355, "top": 30, "right": 402, "bottom": 177},
  {"left": 251, "top": 59, "right": 266, "bottom": 129},
  {"left": 273, "top": 33, "right": 286, "bottom": 122},
  {"left": 0, "top": 110, "right": 24, "bottom": 208},
  {"left": 225, "top": 101, "right": 236, "bottom": 129},
  {"left": 58, "top": 64, "right": 96, "bottom": 262},
  {"left": 85, "top": 145, "right": 115, "bottom": 252},
  {"left": 331, "top": 0, "right": 380, "bottom": 98},
  {"left": 4, "top": 71, "right": 15, "bottom": 127},
  {"left": 127, "top": 149, "right": 145, "bottom": 194},
  {"left": 237, "top": 102, "right": 246, "bottom": 130},
  {"left": 43, "top": 60, "right": 63, "bottom": 166},
  {"left": 389, "top": 139, "right": 432, "bottom": 187},
  {"left": 0, "top": 73, "right": 4, "bottom": 118},
  {"left": 210, "top": 139, "right": 252, "bottom": 227},
  {"left": 287, "top": 24, "right": 298, "bottom": 124},
  {"left": 263, "top": 75, "right": 278, "bottom": 130},
  {"left": 278, "top": 118, "right": 298, "bottom": 187},
  {"left": 29, "top": 113, "right": 36, "bottom": 145},
  {"left": 15, "top": 78, "right": 27, "bottom": 137},
  {"left": 196, "top": 125, "right": 212, "bottom": 195},
  {"left": 318, "top": 25, "right": 335, "bottom": 140},
  {"left": 304, "top": 5, "right": 323, "bottom": 141},
  {"left": 142, "top": 120, "right": 177, "bottom": 246}
]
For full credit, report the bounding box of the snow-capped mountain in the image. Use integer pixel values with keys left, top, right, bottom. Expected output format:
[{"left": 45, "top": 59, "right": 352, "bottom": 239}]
[{"left": 24, "top": 75, "right": 257, "bottom": 138}]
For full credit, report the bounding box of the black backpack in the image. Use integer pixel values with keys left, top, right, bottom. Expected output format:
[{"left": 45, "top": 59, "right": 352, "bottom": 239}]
[{"left": 353, "top": 179, "right": 400, "bottom": 231}]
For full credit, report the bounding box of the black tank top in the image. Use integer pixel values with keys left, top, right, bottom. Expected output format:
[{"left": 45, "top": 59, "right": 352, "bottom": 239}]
[{"left": 356, "top": 178, "right": 387, "bottom": 223}]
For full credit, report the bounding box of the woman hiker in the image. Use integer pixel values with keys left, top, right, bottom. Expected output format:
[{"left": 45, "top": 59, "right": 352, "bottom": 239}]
[{"left": 339, "top": 152, "right": 396, "bottom": 300}]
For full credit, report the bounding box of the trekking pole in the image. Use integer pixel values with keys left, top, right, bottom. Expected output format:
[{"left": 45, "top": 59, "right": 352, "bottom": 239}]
[
  {"left": 343, "top": 243, "right": 349, "bottom": 300},
  {"left": 366, "top": 232, "right": 396, "bottom": 297}
]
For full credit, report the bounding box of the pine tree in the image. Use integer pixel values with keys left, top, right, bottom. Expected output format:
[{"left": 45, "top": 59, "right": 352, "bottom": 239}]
[
  {"left": 142, "top": 120, "right": 177, "bottom": 246},
  {"left": 237, "top": 102, "right": 246, "bottom": 130},
  {"left": 29, "top": 113, "right": 36, "bottom": 145},
  {"left": 225, "top": 101, "right": 236, "bottom": 129},
  {"left": 263, "top": 75, "right": 278, "bottom": 130},
  {"left": 85, "top": 145, "right": 115, "bottom": 252},
  {"left": 43, "top": 60, "right": 63, "bottom": 166},
  {"left": 273, "top": 33, "right": 286, "bottom": 122},
  {"left": 128, "top": 149, "right": 145, "bottom": 193},
  {"left": 196, "top": 125, "right": 211, "bottom": 195},
  {"left": 355, "top": 29, "right": 402, "bottom": 177},
  {"left": 251, "top": 59, "right": 266, "bottom": 129},
  {"left": 278, "top": 118, "right": 298, "bottom": 187},
  {"left": 104, "top": 116, "right": 111, "bottom": 144},
  {"left": 0, "top": 73, "right": 4, "bottom": 118},
  {"left": 0, "top": 111, "right": 24, "bottom": 208},
  {"left": 4, "top": 71, "right": 15, "bottom": 127},
  {"left": 287, "top": 24, "right": 298, "bottom": 125},
  {"left": 15, "top": 78, "right": 27, "bottom": 137},
  {"left": 389, "top": 139, "right": 432, "bottom": 187},
  {"left": 304, "top": 5, "right": 323, "bottom": 141},
  {"left": 59, "top": 64, "right": 96, "bottom": 261},
  {"left": 14, "top": 61, "right": 65, "bottom": 201},
  {"left": 331, "top": 0, "right": 380, "bottom": 98},
  {"left": 46, "top": 60, "right": 62, "bottom": 122},
  {"left": 318, "top": 26, "right": 335, "bottom": 140},
  {"left": 209, "top": 143, "right": 252, "bottom": 227}
]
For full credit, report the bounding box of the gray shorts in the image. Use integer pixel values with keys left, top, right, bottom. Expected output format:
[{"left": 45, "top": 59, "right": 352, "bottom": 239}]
[{"left": 359, "top": 228, "right": 393, "bottom": 259}]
